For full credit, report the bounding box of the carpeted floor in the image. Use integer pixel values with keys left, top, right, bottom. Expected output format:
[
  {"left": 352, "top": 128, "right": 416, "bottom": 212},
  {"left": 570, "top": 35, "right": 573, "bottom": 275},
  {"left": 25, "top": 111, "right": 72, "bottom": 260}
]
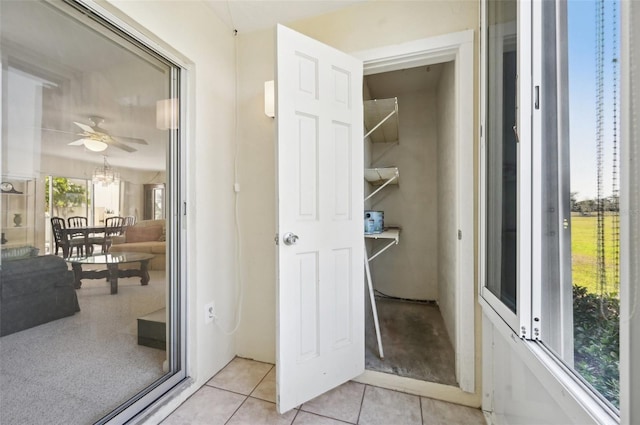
[
  {"left": 365, "top": 297, "right": 457, "bottom": 386},
  {"left": 0, "top": 270, "right": 168, "bottom": 425}
]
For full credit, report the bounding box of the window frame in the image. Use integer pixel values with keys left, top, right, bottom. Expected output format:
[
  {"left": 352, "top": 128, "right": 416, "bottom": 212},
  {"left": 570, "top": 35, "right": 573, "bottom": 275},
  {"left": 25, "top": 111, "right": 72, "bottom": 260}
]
[
  {"left": 63, "top": 1, "right": 190, "bottom": 423},
  {"left": 479, "top": 0, "right": 533, "bottom": 339},
  {"left": 480, "top": 0, "right": 623, "bottom": 421}
]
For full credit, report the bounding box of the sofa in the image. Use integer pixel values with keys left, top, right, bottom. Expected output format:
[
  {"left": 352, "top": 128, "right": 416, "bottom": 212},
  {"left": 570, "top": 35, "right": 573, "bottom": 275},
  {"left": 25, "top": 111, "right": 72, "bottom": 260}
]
[
  {"left": 1, "top": 252, "right": 80, "bottom": 336},
  {"left": 109, "top": 219, "right": 166, "bottom": 271}
]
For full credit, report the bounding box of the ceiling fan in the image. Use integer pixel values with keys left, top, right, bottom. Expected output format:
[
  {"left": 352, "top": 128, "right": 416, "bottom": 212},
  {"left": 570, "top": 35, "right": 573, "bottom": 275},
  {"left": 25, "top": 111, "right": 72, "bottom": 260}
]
[{"left": 68, "top": 116, "right": 147, "bottom": 153}]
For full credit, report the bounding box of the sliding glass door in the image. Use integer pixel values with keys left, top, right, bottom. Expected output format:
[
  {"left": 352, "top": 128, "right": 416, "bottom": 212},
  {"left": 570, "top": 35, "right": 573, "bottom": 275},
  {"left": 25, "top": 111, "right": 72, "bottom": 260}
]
[{"left": 0, "top": 1, "right": 184, "bottom": 423}]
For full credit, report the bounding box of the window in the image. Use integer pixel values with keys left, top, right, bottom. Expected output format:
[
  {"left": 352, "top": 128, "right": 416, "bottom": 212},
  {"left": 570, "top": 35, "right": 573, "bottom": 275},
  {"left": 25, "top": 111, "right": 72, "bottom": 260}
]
[{"left": 482, "top": 0, "right": 621, "bottom": 412}]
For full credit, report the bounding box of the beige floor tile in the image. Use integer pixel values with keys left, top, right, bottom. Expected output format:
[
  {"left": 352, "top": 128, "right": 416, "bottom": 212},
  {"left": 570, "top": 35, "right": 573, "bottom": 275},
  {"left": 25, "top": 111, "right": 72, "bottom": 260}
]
[
  {"left": 294, "top": 411, "right": 352, "bottom": 425},
  {"left": 161, "top": 386, "right": 245, "bottom": 425},
  {"left": 207, "top": 357, "right": 273, "bottom": 395},
  {"left": 421, "top": 398, "right": 486, "bottom": 425},
  {"left": 358, "top": 386, "right": 421, "bottom": 425},
  {"left": 251, "top": 366, "right": 276, "bottom": 403},
  {"left": 300, "top": 381, "right": 364, "bottom": 423},
  {"left": 227, "top": 397, "right": 297, "bottom": 425}
]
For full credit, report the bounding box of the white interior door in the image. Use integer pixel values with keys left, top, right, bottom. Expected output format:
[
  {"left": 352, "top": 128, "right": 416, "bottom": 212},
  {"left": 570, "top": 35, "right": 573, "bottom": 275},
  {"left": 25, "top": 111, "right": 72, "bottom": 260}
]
[{"left": 276, "top": 24, "right": 364, "bottom": 414}]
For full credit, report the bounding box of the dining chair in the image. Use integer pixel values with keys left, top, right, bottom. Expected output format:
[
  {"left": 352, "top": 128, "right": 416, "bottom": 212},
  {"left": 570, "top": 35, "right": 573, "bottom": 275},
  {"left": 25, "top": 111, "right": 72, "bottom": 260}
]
[
  {"left": 67, "top": 216, "right": 88, "bottom": 228},
  {"left": 51, "top": 217, "right": 85, "bottom": 258},
  {"left": 103, "top": 216, "right": 126, "bottom": 253},
  {"left": 68, "top": 216, "right": 102, "bottom": 255}
]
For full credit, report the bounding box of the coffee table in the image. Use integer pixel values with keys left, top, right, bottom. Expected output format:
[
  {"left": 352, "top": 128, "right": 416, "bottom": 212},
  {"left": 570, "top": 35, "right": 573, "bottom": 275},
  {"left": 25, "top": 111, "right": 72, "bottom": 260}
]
[{"left": 66, "top": 252, "right": 155, "bottom": 295}]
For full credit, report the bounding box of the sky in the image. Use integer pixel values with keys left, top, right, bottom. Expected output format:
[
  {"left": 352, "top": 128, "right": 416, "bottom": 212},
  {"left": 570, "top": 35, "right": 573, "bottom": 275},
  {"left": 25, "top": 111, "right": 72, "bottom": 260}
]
[{"left": 568, "top": 0, "right": 620, "bottom": 201}]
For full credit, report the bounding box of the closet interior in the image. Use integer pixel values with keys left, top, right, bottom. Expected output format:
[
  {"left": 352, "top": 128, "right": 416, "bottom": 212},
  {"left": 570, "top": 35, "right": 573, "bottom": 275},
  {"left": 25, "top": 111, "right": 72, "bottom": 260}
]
[{"left": 363, "top": 61, "right": 460, "bottom": 386}]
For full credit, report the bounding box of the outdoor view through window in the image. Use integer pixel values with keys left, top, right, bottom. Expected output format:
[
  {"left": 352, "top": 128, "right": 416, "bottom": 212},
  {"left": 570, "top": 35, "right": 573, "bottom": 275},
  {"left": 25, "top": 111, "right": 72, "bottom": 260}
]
[{"left": 568, "top": 0, "right": 620, "bottom": 408}]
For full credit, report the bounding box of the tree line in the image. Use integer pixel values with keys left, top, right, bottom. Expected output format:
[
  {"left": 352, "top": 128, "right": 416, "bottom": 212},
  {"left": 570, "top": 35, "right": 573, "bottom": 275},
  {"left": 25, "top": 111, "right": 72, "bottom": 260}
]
[{"left": 571, "top": 192, "right": 619, "bottom": 214}]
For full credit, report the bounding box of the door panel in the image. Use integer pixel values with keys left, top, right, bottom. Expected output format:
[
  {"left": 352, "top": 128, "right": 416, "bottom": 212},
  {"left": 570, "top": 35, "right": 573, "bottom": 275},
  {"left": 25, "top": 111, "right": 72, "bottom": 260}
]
[{"left": 276, "top": 24, "right": 364, "bottom": 413}]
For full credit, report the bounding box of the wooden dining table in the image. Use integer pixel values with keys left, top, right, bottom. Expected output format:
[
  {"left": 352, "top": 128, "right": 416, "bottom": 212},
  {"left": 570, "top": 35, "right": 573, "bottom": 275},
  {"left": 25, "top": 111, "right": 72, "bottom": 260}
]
[{"left": 62, "top": 225, "right": 108, "bottom": 256}]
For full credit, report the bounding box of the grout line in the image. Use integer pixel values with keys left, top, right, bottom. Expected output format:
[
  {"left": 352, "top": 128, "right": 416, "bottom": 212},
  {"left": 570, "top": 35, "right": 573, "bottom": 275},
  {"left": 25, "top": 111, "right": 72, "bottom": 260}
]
[
  {"left": 296, "top": 408, "right": 356, "bottom": 424},
  {"left": 356, "top": 384, "right": 367, "bottom": 424},
  {"left": 224, "top": 394, "right": 250, "bottom": 425},
  {"left": 290, "top": 407, "right": 301, "bottom": 424},
  {"left": 419, "top": 396, "right": 424, "bottom": 425},
  {"left": 248, "top": 364, "right": 274, "bottom": 396}
]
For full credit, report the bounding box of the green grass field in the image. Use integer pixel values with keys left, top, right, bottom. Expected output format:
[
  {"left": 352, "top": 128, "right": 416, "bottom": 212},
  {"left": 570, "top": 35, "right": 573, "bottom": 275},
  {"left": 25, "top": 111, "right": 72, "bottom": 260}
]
[{"left": 571, "top": 215, "right": 620, "bottom": 295}]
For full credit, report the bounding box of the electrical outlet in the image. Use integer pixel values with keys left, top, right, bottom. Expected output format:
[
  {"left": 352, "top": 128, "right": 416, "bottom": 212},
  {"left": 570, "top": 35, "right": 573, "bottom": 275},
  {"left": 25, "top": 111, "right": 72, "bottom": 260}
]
[{"left": 204, "top": 301, "right": 215, "bottom": 324}]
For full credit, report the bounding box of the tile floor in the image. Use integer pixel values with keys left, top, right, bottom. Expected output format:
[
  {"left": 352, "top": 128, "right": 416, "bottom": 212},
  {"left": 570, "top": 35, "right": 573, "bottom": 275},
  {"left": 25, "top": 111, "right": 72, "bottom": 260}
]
[{"left": 162, "top": 357, "right": 486, "bottom": 425}]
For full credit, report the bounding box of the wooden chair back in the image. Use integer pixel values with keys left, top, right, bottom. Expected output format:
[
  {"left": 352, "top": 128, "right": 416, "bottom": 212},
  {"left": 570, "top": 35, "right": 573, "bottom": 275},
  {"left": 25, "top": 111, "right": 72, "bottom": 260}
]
[{"left": 68, "top": 216, "right": 88, "bottom": 228}]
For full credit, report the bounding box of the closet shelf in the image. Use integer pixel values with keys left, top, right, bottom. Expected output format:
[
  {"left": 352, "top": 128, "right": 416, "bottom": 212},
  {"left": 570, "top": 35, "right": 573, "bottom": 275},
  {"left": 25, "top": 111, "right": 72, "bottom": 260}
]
[
  {"left": 364, "top": 227, "right": 400, "bottom": 242},
  {"left": 364, "top": 167, "right": 399, "bottom": 186},
  {"left": 364, "top": 167, "right": 399, "bottom": 202},
  {"left": 364, "top": 97, "right": 399, "bottom": 143}
]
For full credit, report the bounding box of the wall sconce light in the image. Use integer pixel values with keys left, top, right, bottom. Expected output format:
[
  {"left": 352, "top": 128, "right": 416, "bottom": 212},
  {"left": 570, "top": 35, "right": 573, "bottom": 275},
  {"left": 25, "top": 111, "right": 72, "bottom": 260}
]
[
  {"left": 156, "top": 98, "right": 179, "bottom": 130},
  {"left": 264, "top": 80, "right": 275, "bottom": 118}
]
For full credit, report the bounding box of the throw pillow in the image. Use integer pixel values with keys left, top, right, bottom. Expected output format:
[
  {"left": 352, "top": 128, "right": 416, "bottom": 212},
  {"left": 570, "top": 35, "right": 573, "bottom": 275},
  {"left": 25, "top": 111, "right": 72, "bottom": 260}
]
[{"left": 125, "top": 225, "right": 163, "bottom": 243}]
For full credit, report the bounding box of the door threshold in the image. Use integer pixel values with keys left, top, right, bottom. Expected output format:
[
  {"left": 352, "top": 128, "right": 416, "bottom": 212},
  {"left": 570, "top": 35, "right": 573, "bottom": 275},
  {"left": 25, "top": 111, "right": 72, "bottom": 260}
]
[{"left": 354, "top": 369, "right": 480, "bottom": 408}]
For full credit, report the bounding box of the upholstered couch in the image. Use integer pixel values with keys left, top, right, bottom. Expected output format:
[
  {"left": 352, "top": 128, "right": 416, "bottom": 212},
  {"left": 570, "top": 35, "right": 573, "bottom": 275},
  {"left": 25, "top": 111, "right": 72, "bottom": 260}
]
[
  {"left": 109, "top": 219, "right": 166, "bottom": 271},
  {"left": 1, "top": 253, "right": 80, "bottom": 336}
]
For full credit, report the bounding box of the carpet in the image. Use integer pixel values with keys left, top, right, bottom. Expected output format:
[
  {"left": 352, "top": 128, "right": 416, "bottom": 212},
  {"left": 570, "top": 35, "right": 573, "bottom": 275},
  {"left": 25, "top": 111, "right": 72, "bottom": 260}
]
[{"left": 0, "top": 270, "right": 168, "bottom": 425}]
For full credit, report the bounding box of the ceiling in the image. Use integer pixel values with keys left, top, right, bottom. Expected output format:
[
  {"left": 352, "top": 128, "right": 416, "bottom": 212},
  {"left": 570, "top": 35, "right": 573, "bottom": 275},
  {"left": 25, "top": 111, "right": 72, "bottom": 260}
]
[
  {"left": 365, "top": 64, "right": 446, "bottom": 99},
  {"left": 206, "top": 0, "right": 365, "bottom": 33},
  {"left": 3, "top": 1, "right": 366, "bottom": 173},
  {"left": 2, "top": 0, "right": 170, "bottom": 172}
]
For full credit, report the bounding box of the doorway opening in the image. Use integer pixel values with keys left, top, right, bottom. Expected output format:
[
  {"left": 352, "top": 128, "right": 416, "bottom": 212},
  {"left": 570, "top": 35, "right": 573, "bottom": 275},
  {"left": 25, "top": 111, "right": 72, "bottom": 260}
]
[
  {"left": 363, "top": 61, "right": 458, "bottom": 386},
  {"left": 356, "top": 30, "right": 475, "bottom": 398}
]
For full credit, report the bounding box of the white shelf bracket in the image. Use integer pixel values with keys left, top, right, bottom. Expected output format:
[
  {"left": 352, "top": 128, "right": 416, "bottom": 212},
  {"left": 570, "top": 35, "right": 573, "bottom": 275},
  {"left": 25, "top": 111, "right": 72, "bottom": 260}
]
[
  {"left": 364, "top": 170, "right": 399, "bottom": 202},
  {"left": 364, "top": 109, "right": 397, "bottom": 140}
]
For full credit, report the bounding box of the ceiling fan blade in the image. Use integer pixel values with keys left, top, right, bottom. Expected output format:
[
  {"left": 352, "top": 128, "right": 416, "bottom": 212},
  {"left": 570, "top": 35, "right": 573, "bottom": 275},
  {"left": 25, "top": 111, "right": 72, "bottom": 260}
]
[
  {"left": 41, "top": 127, "right": 74, "bottom": 135},
  {"left": 108, "top": 140, "right": 137, "bottom": 153},
  {"left": 73, "top": 122, "right": 96, "bottom": 133},
  {"left": 112, "top": 135, "right": 148, "bottom": 145},
  {"left": 68, "top": 139, "right": 86, "bottom": 146}
]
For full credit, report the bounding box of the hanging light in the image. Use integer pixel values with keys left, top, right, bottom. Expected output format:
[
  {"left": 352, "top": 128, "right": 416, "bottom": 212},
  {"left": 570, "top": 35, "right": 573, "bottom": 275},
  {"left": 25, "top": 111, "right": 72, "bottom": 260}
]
[
  {"left": 92, "top": 157, "right": 120, "bottom": 186},
  {"left": 83, "top": 138, "right": 108, "bottom": 152}
]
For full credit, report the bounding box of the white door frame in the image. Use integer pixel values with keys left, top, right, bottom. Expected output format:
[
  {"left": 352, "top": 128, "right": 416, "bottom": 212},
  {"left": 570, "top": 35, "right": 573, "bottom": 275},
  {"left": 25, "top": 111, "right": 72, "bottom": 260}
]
[{"left": 353, "top": 29, "right": 476, "bottom": 396}]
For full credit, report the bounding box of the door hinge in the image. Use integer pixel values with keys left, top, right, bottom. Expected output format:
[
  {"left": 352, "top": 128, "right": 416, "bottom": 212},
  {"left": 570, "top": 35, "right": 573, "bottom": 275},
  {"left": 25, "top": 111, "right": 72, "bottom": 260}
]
[
  {"left": 534, "top": 85, "right": 540, "bottom": 110},
  {"left": 274, "top": 233, "right": 279, "bottom": 245},
  {"left": 458, "top": 229, "right": 462, "bottom": 240}
]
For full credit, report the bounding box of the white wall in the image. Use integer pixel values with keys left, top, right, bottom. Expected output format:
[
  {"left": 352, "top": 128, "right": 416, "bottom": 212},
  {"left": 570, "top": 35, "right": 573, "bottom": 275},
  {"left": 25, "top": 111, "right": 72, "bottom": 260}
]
[
  {"left": 235, "top": 0, "right": 479, "bottom": 364},
  {"left": 234, "top": 31, "right": 278, "bottom": 361},
  {"left": 436, "top": 61, "right": 457, "bottom": 351},
  {"left": 105, "top": 0, "right": 239, "bottom": 416},
  {"left": 482, "top": 310, "right": 605, "bottom": 425}
]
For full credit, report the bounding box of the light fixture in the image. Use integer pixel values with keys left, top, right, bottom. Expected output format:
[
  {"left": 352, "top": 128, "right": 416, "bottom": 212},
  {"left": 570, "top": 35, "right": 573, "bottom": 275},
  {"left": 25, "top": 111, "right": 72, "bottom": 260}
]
[
  {"left": 264, "top": 80, "right": 275, "bottom": 118},
  {"left": 92, "top": 157, "right": 120, "bottom": 186},
  {"left": 156, "top": 98, "right": 179, "bottom": 130},
  {"left": 83, "top": 138, "right": 108, "bottom": 152}
]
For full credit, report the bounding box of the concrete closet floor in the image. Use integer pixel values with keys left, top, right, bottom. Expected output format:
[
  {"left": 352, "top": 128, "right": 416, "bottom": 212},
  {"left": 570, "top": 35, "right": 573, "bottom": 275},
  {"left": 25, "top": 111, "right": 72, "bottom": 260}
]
[{"left": 365, "top": 297, "right": 457, "bottom": 386}]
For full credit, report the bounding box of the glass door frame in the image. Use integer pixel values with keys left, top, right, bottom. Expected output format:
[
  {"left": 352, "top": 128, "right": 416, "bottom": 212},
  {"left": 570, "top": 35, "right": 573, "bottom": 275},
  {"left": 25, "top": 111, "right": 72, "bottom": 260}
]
[{"left": 65, "top": 1, "right": 189, "bottom": 423}]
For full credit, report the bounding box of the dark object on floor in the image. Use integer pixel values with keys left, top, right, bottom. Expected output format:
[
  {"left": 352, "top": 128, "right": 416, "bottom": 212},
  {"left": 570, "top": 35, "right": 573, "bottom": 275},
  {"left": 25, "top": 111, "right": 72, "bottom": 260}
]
[
  {"left": 138, "top": 308, "right": 166, "bottom": 350},
  {"left": 1, "top": 255, "right": 80, "bottom": 336}
]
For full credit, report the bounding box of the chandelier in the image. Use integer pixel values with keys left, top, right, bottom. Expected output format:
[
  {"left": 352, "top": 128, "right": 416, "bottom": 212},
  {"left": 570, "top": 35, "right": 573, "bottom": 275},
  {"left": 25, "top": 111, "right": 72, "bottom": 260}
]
[{"left": 92, "top": 157, "right": 120, "bottom": 186}]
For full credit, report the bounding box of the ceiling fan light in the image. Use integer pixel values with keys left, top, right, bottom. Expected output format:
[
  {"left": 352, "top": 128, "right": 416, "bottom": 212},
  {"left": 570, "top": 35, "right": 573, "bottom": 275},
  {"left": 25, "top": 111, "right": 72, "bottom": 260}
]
[{"left": 84, "top": 139, "right": 108, "bottom": 152}]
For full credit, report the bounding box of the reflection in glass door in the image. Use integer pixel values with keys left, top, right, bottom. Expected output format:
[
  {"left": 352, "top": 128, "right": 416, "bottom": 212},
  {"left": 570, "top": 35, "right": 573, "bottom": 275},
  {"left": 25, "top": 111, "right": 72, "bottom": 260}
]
[{"left": 0, "top": 1, "right": 184, "bottom": 423}]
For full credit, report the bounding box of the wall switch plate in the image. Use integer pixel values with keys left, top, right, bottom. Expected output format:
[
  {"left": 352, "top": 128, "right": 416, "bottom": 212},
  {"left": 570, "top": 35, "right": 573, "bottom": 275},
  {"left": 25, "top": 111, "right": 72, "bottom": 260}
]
[{"left": 204, "top": 302, "right": 215, "bottom": 324}]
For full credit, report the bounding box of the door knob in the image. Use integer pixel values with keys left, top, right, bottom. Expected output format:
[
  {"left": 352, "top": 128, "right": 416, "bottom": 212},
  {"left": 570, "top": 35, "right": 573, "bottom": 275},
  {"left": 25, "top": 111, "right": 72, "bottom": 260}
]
[{"left": 283, "top": 232, "right": 299, "bottom": 246}]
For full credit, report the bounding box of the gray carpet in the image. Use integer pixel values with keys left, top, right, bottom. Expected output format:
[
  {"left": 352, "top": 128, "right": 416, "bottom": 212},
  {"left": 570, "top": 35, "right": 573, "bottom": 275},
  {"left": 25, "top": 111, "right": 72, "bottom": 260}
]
[
  {"left": 365, "top": 297, "right": 457, "bottom": 386},
  {"left": 0, "top": 270, "right": 167, "bottom": 425}
]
